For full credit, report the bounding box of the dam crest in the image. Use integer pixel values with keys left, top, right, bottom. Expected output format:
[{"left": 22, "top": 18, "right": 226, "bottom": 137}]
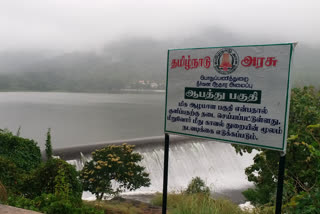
[{"left": 52, "top": 135, "right": 255, "bottom": 202}]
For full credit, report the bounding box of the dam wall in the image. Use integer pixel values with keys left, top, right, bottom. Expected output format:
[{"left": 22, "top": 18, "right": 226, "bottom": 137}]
[{"left": 52, "top": 135, "right": 255, "bottom": 202}]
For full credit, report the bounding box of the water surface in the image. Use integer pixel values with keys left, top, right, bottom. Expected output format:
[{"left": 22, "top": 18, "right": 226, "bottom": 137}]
[{"left": 0, "top": 92, "right": 165, "bottom": 149}]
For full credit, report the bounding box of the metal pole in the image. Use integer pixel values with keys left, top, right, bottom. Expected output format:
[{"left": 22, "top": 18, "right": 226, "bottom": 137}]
[
  {"left": 162, "top": 133, "right": 170, "bottom": 214},
  {"left": 275, "top": 152, "right": 286, "bottom": 214}
]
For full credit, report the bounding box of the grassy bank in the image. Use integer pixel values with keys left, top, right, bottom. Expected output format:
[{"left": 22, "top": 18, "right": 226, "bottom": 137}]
[
  {"left": 83, "top": 193, "right": 274, "bottom": 214},
  {"left": 84, "top": 197, "right": 162, "bottom": 214}
]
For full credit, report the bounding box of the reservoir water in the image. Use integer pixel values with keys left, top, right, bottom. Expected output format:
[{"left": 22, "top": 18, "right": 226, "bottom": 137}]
[{"left": 0, "top": 92, "right": 165, "bottom": 149}]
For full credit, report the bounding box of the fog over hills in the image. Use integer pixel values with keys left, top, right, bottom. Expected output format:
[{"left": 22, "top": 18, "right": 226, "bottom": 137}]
[{"left": 0, "top": 29, "right": 318, "bottom": 92}]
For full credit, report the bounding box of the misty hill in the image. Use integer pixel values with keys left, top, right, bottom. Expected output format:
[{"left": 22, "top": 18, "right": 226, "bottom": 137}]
[
  {"left": 0, "top": 31, "right": 318, "bottom": 92},
  {"left": 0, "top": 39, "right": 170, "bottom": 92}
]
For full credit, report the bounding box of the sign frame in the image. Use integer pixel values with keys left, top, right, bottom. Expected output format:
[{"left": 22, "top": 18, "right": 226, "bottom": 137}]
[{"left": 164, "top": 43, "right": 295, "bottom": 152}]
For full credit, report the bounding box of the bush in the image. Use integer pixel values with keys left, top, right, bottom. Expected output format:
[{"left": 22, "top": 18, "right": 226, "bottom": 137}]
[
  {"left": 80, "top": 144, "right": 150, "bottom": 200},
  {"left": 185, "top": 177, "right": 210, "bottom": 195},
  {"left": 24, "top": 158, "right": 82, "bottom": 202},
  {"left": 286, "top": 189, "right": 320, "bottom": 214},
  {"left": 8, "top": 194, "right": 104, "bottom": 214},
  {"left": 0, "top": 130, "right": 41, "bottom": 171},
  {"left": 0, "top": 156, "right": 25, "bottom": 194},
  {"left": 7, "top": 194, "right": 40, "bottom": 212},
  {"left": 1, "top": 129, "right": 103, "bottom": 214}
]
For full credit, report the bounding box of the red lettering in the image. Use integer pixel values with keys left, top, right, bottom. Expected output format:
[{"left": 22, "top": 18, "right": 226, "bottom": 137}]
[
  {"left": 241, "top": 56, "right": 252, "bottom": 67},
  {"left": 265, "top": 57, "right": 278, "bottom": 66},
  {"left": 191, "top": 59, "right": 199, "bottom": 68},
  {"left": 170, "top": 56, "right": 211, "bottom": 70},
  {"left": 204, "top": 56, "right": 211, "bottom": 68},
  {"left": 252, "top": 57, "right": 257, "bottom": 67},
  {"left": 185, "top": 55, "right": 191, "bottom": 70},
  {"left": 199, "top": 59, "right": 204, "bottom": 67},
  {"left": 171, "top": 59, "right": 178, "bottom": 68},
  {"left": 179, "top": 56, "right": 185, "bottom": 67},
  {"left": 256, "top": 57, "right": 265, "bottom": 68},
  {"left": 241, "top": 56, "right": 277, "bottom": 68}
]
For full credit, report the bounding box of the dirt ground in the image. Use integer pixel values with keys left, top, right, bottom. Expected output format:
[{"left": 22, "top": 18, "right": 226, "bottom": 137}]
[{"left": 0, "top": 205, "right": 42, "bottom": 214}]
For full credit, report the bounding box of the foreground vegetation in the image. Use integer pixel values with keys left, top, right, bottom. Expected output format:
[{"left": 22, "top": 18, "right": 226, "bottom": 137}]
[
  {"left": 0, "top": 129, "right": 103, "bottom": 214},
  {"left": 0, "top": 129, "right": 151, "bottom": 213},
  {"left": 82, "top": 177, "right": 273, "bottom": 214},
  {"left": 149, "top": 177, "right": 275, "bottom": 214}
]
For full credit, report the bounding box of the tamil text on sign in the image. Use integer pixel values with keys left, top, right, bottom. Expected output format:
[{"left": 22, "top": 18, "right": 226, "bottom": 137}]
[{"left": 164, "top": 43, "right": 295, "bottom": 151}]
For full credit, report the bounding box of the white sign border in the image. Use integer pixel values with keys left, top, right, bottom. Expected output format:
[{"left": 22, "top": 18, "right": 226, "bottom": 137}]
[{"left": 164, "top": 43, "right": 295, "bottom": 152}]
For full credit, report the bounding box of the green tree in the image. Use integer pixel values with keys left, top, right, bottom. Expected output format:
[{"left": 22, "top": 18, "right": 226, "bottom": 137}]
[
  {"left": 185, "top": 177, "right": 210, "bottom": 195},
  {"left": 285, "top": 124, "right": 320, "bottom": 213},
  {"left": 45, "top": 128, "right": 53, "bottom": 160},
  {"left": 233, "top": 86, "right": 320, "bottom": 206},
  {"left": 80, "top": 144, "right": 150, "bottom": 200}
]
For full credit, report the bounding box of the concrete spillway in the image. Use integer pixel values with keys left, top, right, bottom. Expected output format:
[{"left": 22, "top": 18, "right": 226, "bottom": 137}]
[{"left": 52, "top": 135, "right": 255, "bottom": 202}]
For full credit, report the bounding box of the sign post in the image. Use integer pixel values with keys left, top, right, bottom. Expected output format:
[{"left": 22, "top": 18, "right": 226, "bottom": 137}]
[
  {"left": 275, "top": 152, "right": 286, "bottom": 214},
  {"left": 163, "top": 43, "right": 295, "bottom": 214},
  {"left": 162, "top": 133, "right": 170, "bottom": 214}
]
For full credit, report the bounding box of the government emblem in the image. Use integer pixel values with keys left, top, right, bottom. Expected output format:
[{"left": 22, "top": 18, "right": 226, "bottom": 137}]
[{"left": 213, "top": 48, "right": 239, "bottom": 75}]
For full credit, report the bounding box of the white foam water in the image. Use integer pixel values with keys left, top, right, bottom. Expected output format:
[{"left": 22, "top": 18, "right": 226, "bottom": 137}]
[{"left": 67, "top": 139, "right": 256, "bottom": 202}]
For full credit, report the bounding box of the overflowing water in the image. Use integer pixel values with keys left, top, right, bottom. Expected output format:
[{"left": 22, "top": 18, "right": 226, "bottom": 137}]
[{"left": 63, "top": 136, "right": 255, "bottom": 202}]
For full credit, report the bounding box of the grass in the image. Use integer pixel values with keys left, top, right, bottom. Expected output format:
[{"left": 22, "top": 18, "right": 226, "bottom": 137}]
[
  {"left": 84, "top": 200, "right": 143, "bottom": 214},
  {"left": 83, "top": 193, "right": 276, "bottom": 214},
  {"left": 151, "top": 192, "right": 275, "bottom": 214},
  {"left": 84, "top": 197, "right": 161, "bottom": 214},
  {"left": 151, "top": 192, "right": 244, "bottom": 214}
]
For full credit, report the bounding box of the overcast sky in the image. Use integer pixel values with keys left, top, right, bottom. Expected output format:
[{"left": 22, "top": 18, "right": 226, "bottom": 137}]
[{"left": 1, "top": 0, "right": 319, "bottom": 51}]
